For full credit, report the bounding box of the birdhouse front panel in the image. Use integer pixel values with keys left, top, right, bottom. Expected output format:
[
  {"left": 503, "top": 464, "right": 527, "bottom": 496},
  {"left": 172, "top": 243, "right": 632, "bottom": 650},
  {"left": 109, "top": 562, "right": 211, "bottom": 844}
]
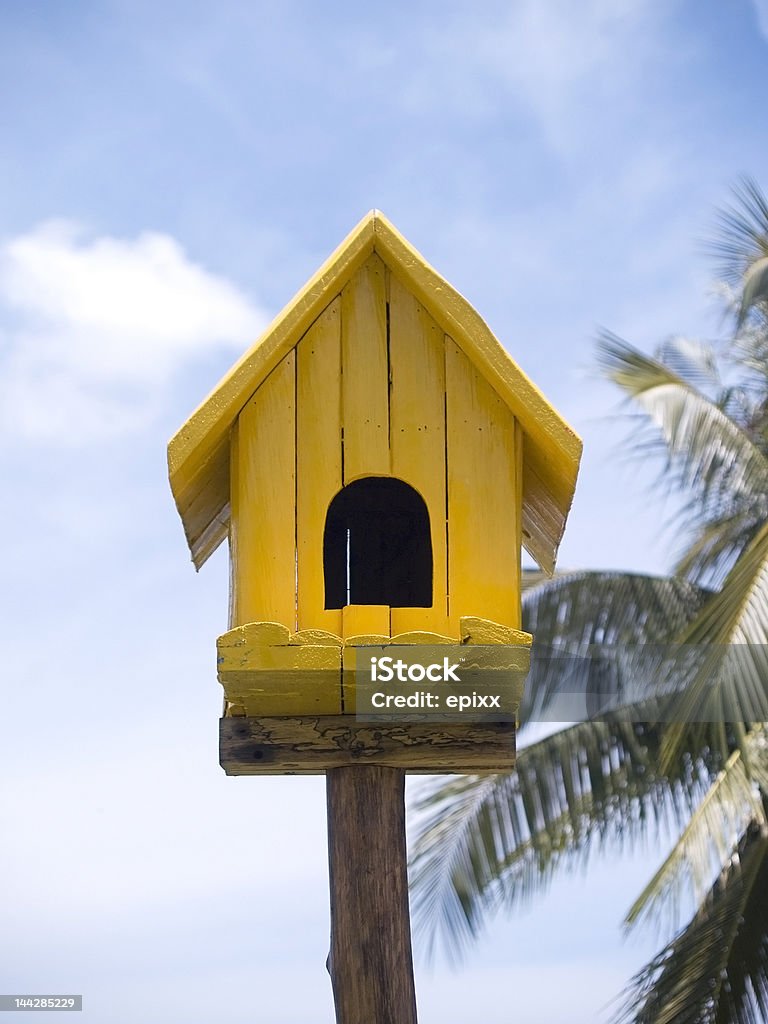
[{"left": 227, "top": 251, "right": 523, "bottom": 642}]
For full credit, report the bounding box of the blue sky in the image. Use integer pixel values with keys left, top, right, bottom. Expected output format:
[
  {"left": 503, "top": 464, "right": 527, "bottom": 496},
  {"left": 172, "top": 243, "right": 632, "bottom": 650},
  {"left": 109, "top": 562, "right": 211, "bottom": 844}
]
[{"left": 2, "top": 2, "right": 768, "bottom": 1021}]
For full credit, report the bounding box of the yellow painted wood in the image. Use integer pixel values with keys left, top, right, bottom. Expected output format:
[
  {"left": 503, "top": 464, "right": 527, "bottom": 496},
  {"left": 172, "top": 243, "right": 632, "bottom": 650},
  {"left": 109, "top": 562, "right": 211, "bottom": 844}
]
[
  {"left": 220, "top": 622, "right": 292, "bottom": 648},
  {"left": 446, "top": 338, "right": 520, "bottom": 632},
  {"left": 289, "top": 629, "right": 343, "bottom": 647},
  {"left": 388, "top": 274, "right": 449, "bottom": 636},
  {"left": 342, "top": 604, "right": 389, "bottom": 639},
  {"left": 218, "top": 643, "right": 341, "bottom": 673},
  {"left": 340, "top": 637, "right": 530, "bottom": 717},
  {"left": 231, "top": 352, "right": 297, "bottom": 628},
  {"left": 169, "top": 210, "right": 581, "bottom": 575},
  {"left": 228, "top": 422, "right": 242, "bottom": 628},
  {"left": 389, "top": 631, "right": 455, "bottom": 645},
  {"left": 217, "top": 635, "right": 342, "bottom": 716},
  {"left": 459, "top": 616, "right": 532, "bottom": 646},
  {"left": 341, "top": 253, "right": 389, "bottom": 480},
  {"left": 514, "top": 418, "right": 524, "bottom": 628},
  {"left": 221, "top": 680, "right": 341, "bottom": 717},
  {"left": 456, "top": 646, "right": 531, "bottom": 672},
  {"left": 341, "top": 643, "right": 379, "bottom": 715},
  {"left": 296, "top": 296, "right": 343, "bottom": 634},
  {"left": 342, "top": 635, "right": 392, "bottom": 646}
]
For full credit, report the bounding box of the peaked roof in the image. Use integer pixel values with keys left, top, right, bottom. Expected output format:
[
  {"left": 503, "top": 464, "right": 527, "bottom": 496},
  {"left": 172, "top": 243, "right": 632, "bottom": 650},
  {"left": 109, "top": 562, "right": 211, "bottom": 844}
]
[{"left": 168, "top": 211, "right": 582, "bottom": 574}]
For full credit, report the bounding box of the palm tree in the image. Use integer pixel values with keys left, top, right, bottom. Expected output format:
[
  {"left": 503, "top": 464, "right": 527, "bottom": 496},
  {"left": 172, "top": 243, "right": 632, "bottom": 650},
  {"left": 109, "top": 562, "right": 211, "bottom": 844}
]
[{"left": 409, "top": 179, "right": 768, "bottom": 1024}]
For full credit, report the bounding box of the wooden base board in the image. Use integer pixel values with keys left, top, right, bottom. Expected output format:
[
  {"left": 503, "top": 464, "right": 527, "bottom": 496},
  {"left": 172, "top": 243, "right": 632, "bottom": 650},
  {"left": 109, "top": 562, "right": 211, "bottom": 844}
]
[{"left": 220, "top": 715, "right": 516, "bottom": 775}]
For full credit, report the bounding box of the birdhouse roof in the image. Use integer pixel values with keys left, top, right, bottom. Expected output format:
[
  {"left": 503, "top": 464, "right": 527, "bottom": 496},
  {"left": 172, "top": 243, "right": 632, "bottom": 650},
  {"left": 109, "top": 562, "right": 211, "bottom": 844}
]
[{"left": 168, "top": 211, "right": 582, "bottom": 574}]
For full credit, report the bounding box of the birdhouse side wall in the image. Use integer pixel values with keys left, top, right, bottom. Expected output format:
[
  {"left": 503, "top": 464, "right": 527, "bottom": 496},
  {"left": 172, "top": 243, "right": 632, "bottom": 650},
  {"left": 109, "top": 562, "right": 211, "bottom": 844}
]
[
  {"left": 228, "top": 252, "right": 522, "bottom": 635},
  {"left": 230, "top": 351, "right": 297, "bottom": 629},
  {"left": 445, "top": 338, "right": 522, "bottom": 631}
]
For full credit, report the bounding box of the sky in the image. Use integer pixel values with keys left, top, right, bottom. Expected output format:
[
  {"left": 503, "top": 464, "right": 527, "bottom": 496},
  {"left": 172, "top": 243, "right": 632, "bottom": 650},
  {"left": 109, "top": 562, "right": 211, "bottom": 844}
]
[{"left": 2, "top": 1, "right": 768, "bottom": 1021}]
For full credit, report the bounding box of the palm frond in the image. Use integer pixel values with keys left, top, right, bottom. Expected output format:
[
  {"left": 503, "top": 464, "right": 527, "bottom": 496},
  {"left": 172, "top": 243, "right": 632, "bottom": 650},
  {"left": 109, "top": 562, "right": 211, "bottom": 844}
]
[
  {"left": 409, "top": 706, "right": 717, "bottom": 961},
  {"left": 738, "top": 257, "right": 768, "bottom": 328},
  {"left": 674, "top": 507, "right": 767, "bottom": 589},
  {"left": 614, "top": 818, "right": 768, "bottom": 1024},
  {"left": 655, "top": 336, "right": 721, "bottom": 391},
  {"left": 597, "top": 333, "right": 768, "bottom": 517},
  {"left": 660, "top": 521, "right": 768, "bottom": 769},
  {"left": 625, "top": 736, "right": 767, "bottom": 937},
  {"left": 710, "top": 177, "right": 768, "bottom": 289},
  {"left": 521, "top": 571, "right": 709, "bottom": 723}
]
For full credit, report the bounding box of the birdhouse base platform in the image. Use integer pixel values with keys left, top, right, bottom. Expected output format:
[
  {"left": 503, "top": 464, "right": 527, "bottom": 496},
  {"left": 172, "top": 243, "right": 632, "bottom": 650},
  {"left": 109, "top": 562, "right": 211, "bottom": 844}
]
[
  {"left": 217, "top": 616, "right": 530, "bottom": 773},
  {"left": 219, "top": 715, "right": 517, "bottom": 775}
]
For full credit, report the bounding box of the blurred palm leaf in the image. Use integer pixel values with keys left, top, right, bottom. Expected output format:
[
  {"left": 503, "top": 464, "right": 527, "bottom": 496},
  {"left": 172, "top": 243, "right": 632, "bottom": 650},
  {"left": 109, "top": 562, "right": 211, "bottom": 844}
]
[
  {"left": 738, "top": 257, "right": 768, "bottom": 327},
  {"left": 615, "top": 818, "right": 768, "bottom": 1024},
  {"left": 625, "top": 736, "right": 767, "bottom": 936},
  {"left": 410, "top": 708, "right": 714, "bottom": 962}
]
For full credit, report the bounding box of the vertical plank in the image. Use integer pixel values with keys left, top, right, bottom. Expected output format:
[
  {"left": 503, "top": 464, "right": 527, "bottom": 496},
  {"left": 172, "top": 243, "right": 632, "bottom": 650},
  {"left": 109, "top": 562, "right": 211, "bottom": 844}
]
[
  {"left": 342, "top": 604, "right": 390, "bottom": 639},
  {"left": 446, "top": 338, "right": 519, "bottom": 633},
  {"left": 297, "top": 298, "right": 343, "bottom": 634},
  {"left": 514, "top": 418, "right": 524, "bottom": 630},
  {"left": 341, "top": 253, "right": 389, "bottom": 480},
  {"left": 229, "top": 421, "right": 242, "bottom": 629},
  {"left": 341, "top": 253, "right": 390, "bottom": 637},
  {"left": 389, "top": 275, "right": 449, "bottom": 635},
  {"left": 232, "top": 352, "right": 297, "bottom": 628}
]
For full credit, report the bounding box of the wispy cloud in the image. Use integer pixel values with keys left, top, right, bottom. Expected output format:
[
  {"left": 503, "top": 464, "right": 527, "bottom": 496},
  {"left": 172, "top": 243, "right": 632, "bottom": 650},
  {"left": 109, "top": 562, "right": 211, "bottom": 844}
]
[
  {"left": 0, "top": 222, "right": 267, "bottom": 442},
  {"left": 752, "top": 0, "right": 768, "bottom": 39},
  {"left": 388, "top": 0, "right": 676, "bottom": 153}
]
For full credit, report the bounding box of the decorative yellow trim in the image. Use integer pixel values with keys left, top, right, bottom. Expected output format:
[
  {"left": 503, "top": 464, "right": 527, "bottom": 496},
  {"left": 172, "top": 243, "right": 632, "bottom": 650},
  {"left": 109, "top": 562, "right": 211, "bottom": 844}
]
[
  {"left": 459, "top": 616, "right": 532, "bottom": 646},
  {"left": 217, "top": 617, "right": 533, "bottom": 717}
]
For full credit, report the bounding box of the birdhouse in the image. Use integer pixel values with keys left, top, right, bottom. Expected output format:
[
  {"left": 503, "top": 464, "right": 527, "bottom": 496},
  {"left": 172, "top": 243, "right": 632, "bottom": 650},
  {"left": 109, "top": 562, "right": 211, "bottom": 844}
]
[{"left": 168, "top": 212, "right": 581, "bottom": 774}]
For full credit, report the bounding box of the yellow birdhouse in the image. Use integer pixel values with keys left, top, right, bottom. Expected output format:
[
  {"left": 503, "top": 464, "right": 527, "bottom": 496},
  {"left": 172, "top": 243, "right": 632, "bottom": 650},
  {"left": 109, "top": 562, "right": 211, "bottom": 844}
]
[{"left": 169, "top": 212, "right": 581, "bottom": 774}]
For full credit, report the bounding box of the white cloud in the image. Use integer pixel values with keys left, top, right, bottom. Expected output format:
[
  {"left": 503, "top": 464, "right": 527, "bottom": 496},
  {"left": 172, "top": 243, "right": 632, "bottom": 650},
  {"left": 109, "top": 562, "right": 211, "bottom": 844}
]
[
  {"left": 752, "top": 0, "right": 768, "bottom": 39},
  {"left": 394, "top": 0, "right": 675, "bottom": 153},
  {"left": 0, "top": 221, "right": 268, "bottom": 441}
]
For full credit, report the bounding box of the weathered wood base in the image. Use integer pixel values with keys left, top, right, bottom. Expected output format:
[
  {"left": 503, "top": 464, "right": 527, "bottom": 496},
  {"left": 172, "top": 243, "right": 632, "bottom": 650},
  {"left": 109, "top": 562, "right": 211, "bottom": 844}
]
[
  {"left": 220, "top": 715, "right": 516, "bottom": 775},
  {"left": 326, "top": 767, "right": 418, "bottom": 1024}
]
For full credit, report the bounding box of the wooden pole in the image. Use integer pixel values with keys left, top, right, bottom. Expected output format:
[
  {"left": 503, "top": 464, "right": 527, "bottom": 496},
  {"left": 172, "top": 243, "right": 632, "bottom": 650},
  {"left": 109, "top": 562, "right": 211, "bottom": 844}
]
[{"left": 326, "top": 766, "right": 418, "bottom": 1024}]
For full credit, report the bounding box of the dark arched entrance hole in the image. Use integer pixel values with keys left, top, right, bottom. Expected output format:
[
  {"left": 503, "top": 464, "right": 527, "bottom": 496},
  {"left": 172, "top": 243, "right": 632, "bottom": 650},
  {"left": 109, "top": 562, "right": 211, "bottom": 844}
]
[{"left": 324, "top": 477, "right": 432, "bottom": 609}]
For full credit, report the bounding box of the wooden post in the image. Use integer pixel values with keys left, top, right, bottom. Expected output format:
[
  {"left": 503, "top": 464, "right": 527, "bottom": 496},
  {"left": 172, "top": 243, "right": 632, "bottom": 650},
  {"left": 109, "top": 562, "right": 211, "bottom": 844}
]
[{"left": 326, "top": 766, "right": 418, "bottom": 1024}]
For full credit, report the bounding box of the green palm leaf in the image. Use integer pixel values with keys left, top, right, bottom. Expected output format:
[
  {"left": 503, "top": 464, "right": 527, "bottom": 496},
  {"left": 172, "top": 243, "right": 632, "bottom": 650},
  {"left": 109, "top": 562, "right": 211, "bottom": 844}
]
[
  {"left": 521, "top": 570, "right": 708, "bottom": 723},
  {"left": 615, "top": 818, "right": 768, "bottom": 1024},
  {"left": 410, "top": 705, "right": 716, "bottom": 961},
  {"left": 625, "top": 736, "right": 767, "bottom": 936},
  {"left": 675, "top": 507, "right": 766, "bottom": 589},
  {"left": 410, "top": 571, "right": 718, "bottom": 959},
  {"left": 711, "top": 177, "right": 768, "bottom": 289},
  {"left": 738, "top": 257, "right": 768, "bottom": 327},
  {"left": 660, "top": 521, "right": 768, "bottom": 770},
  {"left": 597, "top": 333, "right": 768, "bottom": 519}
]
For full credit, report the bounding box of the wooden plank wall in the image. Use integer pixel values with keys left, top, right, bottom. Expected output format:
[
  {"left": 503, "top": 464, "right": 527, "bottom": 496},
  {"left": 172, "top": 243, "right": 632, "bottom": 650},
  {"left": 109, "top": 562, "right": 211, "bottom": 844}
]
[
  {"left": 341, "top": 253, "right": 389, "bottom": 479},
  {"left": 230, "top": 255, "right": 521, "bottom": 636},
  {"left": 230, "top": 351, "right": 297, "bottom": 628},
  {"left": 340, "top": 254, "right": 390, "bottom": 637},
  {"left": 446, "top": 338, "right": 520, "bottom": 632},
  {"left": 296, "top": 297, "right": 343, "bottom": 635},
  {"left": 388, "top": 275, "right": 449, "bottom": 636}
]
